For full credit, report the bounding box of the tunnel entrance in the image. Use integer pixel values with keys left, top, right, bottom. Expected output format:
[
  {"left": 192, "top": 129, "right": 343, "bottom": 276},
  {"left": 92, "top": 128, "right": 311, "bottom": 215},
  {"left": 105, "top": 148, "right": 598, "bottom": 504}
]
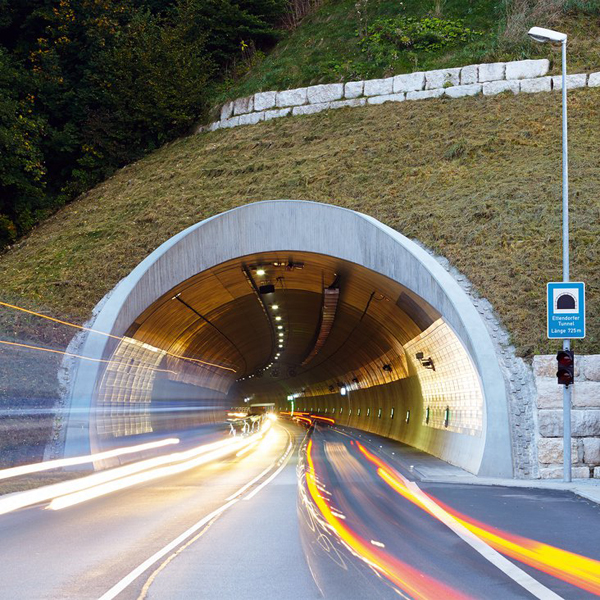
[{"left": 64, "top": 201, "right": 512, "bottom": 477}]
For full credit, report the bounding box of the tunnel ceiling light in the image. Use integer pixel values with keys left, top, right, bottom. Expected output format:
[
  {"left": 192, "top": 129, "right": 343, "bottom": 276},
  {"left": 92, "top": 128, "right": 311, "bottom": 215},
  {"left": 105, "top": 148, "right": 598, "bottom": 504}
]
[
  {"left": 275, "top": 316, "right": 282, "bottom": 321},
  {"left": 340, "top": 386, "right": 347, "bottom": 396},
  {"left": 272, "top": 304, "right": 279, "bottom": 310},
  {"left": 279, "top": 344, "right": 284, "bottom": 348},
  {"left": 277, "top": 325, "right": 283, "bottom": 330},
  {"left": 256, "top": 269, "right": 266, "bottom": 276}
]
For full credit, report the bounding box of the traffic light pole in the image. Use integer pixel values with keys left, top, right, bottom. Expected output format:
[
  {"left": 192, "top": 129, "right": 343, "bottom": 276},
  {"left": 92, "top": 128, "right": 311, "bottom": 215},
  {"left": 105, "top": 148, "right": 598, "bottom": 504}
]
[{"left": 561, "top": 38, "right": 572, "bottom": 483}]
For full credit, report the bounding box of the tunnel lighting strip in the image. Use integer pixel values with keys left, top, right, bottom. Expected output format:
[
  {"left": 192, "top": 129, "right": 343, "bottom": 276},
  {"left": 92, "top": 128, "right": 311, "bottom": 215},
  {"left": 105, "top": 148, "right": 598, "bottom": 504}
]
[
  {"left": 354, "top": 443, "right": 572, "bottom": 599},
  {"left": 0, "top": 438, "right": 180, "bottom": 481},
  {"left": 0, "top": 301, "right": 235, "bottom": 372},
  {"left": 301, "top": 287, "right": 339, "bottom": 366}
]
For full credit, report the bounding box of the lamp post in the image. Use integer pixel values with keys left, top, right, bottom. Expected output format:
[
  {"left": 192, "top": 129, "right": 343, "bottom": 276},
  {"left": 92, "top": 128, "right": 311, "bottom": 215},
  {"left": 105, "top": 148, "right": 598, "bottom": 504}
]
[{"left": 528, "top": 26, "right": 571, "bottom": 482}]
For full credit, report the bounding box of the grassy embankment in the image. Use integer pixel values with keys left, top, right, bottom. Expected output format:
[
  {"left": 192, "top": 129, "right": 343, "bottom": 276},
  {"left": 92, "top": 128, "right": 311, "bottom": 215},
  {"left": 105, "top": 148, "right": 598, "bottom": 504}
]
[
  {"left": 1, "top": 87, "right": 599, "bottom": 359},
  {"left": 213, "top": 0, "right": 600, "bottom": 109}
]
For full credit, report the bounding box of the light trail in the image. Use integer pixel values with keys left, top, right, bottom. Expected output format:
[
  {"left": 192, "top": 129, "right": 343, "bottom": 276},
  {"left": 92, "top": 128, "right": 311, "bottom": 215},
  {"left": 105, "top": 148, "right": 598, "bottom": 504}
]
[
  {"left": 0, "top": 340, "right": 177, "bottom": 375},
  {"left": 0, "top": 430, "right": 267, "bottom": 516},
  {"left": 48, "top": 423, "right": 273, "bottom": 511},
  {"left": 303, "top": 439, "right": 472, "bottom": 600},
  {"left": 48, "top": 437, "right": 255, "bottom": 510},
  {"left": 0, "top": 300, "right": 236, "bottom": 372},
  {"left": 98, "top": 425, "right": 293, "bottom": 600},
  {"left": 356, "top": 442, "right": 600, "bottom": 597},
  {"left": 0, "top": 437, "right": 180, "bottom": 481}
]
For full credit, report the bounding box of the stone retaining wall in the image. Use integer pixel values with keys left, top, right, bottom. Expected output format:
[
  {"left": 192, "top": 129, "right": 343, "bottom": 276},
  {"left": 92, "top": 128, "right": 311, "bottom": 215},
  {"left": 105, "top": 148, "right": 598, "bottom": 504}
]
[
  {"left": 200, "top": 59, "right": 600, "bottom": 133},
  {"left": 534, "top": 355, "right": 600, "bottom": 479}
]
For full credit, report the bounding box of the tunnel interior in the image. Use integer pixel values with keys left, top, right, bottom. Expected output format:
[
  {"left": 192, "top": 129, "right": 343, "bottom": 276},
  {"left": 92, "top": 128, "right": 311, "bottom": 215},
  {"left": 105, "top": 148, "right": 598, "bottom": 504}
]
[{"left": 94, "top": 251, "right": 486, "bottom": 471}]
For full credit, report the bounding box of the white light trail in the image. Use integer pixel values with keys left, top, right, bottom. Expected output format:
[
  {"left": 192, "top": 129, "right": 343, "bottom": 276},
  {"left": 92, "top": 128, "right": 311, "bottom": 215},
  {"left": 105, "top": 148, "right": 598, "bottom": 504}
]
[{"left": 0, "top": 438, "right": 180, "bottom": 481}]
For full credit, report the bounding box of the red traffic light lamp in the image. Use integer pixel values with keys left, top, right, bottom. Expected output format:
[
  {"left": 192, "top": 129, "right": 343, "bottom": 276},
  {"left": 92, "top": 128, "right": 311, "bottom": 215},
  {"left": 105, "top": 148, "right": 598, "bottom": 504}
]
[{"left": 556, "top": 350, "right": 575, "bottom": 386}]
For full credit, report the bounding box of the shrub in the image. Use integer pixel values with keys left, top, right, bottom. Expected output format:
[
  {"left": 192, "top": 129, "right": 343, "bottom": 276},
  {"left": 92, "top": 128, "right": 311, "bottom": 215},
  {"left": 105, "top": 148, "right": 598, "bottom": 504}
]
[{"left": 359, "top": 16, "right": 482, "bottom": 65}]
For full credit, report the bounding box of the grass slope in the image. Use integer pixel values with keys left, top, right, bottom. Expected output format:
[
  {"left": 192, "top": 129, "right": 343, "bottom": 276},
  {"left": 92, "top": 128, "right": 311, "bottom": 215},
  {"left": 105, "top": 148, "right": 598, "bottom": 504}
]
[
  {"left": 215, "top": 0, "right": 600, "bottom": 107},
  {"left": 1, "top": 88, "right": 599, "bottom": 358}
]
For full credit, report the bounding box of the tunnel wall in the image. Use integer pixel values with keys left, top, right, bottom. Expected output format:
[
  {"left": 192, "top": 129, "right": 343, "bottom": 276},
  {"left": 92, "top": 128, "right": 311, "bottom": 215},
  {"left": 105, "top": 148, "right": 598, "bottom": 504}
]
[{"left": 64, "top": 200, "right": 513, "bottom": 477}]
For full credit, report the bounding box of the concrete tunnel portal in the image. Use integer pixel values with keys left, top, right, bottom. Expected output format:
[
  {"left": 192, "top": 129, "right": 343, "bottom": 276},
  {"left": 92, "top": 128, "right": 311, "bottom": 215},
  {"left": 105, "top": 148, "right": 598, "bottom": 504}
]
[{"left": 64, "top": 200, "right": 513, "bottom": 477}]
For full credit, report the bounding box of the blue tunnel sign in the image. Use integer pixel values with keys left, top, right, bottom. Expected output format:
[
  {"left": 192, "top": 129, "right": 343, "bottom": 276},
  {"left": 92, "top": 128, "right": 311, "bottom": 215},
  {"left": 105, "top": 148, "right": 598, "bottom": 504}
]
[{"left": 547, "top": 282, "right": 585, "bottom": 339}]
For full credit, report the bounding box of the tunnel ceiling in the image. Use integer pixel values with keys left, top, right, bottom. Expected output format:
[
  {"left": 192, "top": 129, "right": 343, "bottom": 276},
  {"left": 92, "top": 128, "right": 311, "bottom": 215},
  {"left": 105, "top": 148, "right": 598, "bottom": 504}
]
[{"left": 127, "top": 251, "right": 442, "bottom": 403}]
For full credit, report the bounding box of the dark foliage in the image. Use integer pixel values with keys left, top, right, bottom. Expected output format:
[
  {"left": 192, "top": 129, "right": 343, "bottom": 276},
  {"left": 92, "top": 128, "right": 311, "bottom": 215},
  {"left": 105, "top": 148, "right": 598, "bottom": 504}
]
[{"left": 0, "top": 0, "right": 288, "bottom": 247}]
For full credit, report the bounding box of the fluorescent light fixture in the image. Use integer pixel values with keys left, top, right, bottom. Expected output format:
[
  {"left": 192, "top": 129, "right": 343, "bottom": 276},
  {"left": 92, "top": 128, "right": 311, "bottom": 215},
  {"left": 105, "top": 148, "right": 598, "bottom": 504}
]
[
  {"left": 277, "top": 325, "right": 283, "bottom": 330},
  {"left": 340, "top": 386, "right": 347, "bottom": 396},
  {"left": 528, "top": 26, "right": 567, "bottom": 43},
  {"left": 275, "top": 316, "right": 282, "bottom": 321},
  {"left": 256, "top": 269, "right": 266, "bottom": 276},
  {"left": 272, "top": 304, "right": 279, "bottom": 310}
]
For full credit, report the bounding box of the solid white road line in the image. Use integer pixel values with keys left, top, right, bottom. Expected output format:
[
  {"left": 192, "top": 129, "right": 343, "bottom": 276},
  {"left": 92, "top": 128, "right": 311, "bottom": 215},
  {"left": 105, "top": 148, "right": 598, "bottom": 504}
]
[
  {"left": 404, "top": 479, "right": 564, "bottom": 599},
  {"left": 97, "top": 499, "right": 239, "bottom": 600},
  {"left": 98, "top": 425, "right": 295, "bottom": 600},
  {"left": 244, "top": 435, "right": 293, "bottom": 501}
]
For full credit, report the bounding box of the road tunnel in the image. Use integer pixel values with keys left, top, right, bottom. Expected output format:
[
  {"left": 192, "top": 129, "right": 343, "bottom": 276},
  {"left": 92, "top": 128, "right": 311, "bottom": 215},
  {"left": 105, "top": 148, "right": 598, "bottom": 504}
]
[{"left": 64, "top": 200, "right": 513, "bottom": 477}]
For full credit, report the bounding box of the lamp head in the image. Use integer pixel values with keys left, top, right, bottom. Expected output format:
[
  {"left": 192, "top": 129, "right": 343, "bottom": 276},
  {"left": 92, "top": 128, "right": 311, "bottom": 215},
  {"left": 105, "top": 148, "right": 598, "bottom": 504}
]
[{"left": 528, "top": 26, "right": 567, "bottom": 44}]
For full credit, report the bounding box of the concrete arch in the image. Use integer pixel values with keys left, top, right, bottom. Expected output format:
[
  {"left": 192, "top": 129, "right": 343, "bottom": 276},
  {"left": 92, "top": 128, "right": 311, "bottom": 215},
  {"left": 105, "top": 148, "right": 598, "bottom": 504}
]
[{"left": 65, "top": 200, "right": 513, "bottom": 477}]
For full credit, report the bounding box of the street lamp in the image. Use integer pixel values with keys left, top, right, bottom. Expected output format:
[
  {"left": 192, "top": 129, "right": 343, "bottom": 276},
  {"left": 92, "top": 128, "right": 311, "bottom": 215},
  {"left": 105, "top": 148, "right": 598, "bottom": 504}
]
[{"left": 528, "top": 26, "right": 572, "bottom": 482}]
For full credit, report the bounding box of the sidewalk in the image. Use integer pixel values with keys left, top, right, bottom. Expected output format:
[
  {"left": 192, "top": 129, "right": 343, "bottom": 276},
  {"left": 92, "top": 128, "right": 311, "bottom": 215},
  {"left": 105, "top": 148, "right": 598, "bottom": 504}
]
[{"left": 345, "top": 428, "right": 600, "bottom": 505}]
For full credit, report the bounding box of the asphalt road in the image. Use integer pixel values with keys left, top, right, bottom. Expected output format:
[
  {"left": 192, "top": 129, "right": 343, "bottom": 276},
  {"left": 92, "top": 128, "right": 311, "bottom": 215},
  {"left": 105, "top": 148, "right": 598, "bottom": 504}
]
[{"left": 0, "top": 421, "right": 599, "bottom": 600}]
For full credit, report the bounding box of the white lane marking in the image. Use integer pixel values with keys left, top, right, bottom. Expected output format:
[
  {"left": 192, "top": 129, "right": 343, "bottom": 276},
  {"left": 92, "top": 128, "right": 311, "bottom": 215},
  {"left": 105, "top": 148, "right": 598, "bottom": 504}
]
[
  {"left": 244, "top": 435, "right": 293, "bottom": 501},
  {"left": 225, "top": 463, "right": 276, "bottom": 501},
  {"left": 403, "top": 479, "right": 564, "bottom": 599},
  {"left": 97, "top": 500, "right": 238, "bottom": 600},
  {"left": 98, "top": 426, "right": 294, "bottom": 600}
]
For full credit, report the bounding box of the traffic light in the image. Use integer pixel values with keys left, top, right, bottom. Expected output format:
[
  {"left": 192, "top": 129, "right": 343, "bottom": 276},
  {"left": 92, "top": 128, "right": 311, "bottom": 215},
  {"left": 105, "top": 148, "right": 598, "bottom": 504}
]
[{"left": 556, "top": 350, "right": 575, "bottom": 386}]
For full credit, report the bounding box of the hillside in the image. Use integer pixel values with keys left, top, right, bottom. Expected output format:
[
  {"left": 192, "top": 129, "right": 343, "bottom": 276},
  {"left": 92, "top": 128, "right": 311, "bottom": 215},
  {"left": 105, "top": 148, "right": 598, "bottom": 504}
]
[
  {"left": 1, "top": 87, "right": 599, "bottom": 358},
  {"left": 214, "top": 0, "right": 600, "bottom": 108}
]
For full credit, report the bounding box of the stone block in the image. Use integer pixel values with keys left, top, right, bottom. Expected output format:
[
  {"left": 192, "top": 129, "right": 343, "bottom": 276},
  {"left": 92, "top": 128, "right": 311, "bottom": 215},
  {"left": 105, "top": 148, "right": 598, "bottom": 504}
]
[
  {"left": 534, "top": 355, "right": 580, "bottom": 378},
  {"left": 307, "top": 83, "right": 344, "bottom": 104},
  {"left": 537, "top": 438, "right": 578, "bottom": 464},
  {"left": 460, "top": 64, "right": 478, "bottom": 85},
  {"left": 538, "top": 409, "right": 600, "bottom": 437},
  {"left": 536, "top": 378, "right": 562, "bottom": 408},
  {"left": 364, "top": 77, "right": 394, "bottom": 96},
  {"left": 505, "top": 59, "right": 549, "bottom": 80},
  {"left": 520, "top": 76, "right": 552, "bottom": 93},
  {"left": 482, "top": 80, "right": 520, "bottom": 96},
  {"left": 582, "top": 356, "right": 600, "bottom": 381},
  {"left": 233, "top": 95, "right": 253, "bottom": 115},
  {"left": 595, "top": 466, "right": 600, "bottom": 478},
  {"left": 263, "top": 107, "right": 291, "bottom": 121},
  {"left": 238, "top": 112, "right": 264, "bottom": 126},
  {"left": 478, "top": 62, "right": 505, "bottom": 82},
  {"left": 573, "top": 382, "right": 600, "bottom": 408},
  {"left": 540, "top": 465, "right": 590, "bottom": 479},
  {"left": 583, "top": 438, "right": 600, "bottom": 464},
  {"left": 276, "top": 87, "right": 308, "bottom": 107},
  {"left": 207, "top": 122, "right": 220, "bottom": 132},
  {"left": 425, "top": 68, "right": 461, "bottom": 90},
  {"left": 573, "top": 466, "right": 591, "bottom": 478},
  {"left": 552, "top": 74, "right": 587, "bottom": 90},
  {"left": 220, "top": 101, "right": 234, "bottom": 121},
  {"left": 589, "top": 72, "right": 600, "bottom": 87},
  {"left": 344, "top": 81, "right": 364, "bottom": 99},
  {"left": 367, "top": 93, "right": 405, "bottom": 105},
  {"left": 292, "top": 103, "right": 329, "bottom": 115},
  {"left": 393, "top": 72, "right": 425, "bottom": 93},
  {"left": 220, "top": 116, "right": 240, "bottom": 129},
  {"left": 329, "top": 98, "right": 366, "bottom": 109},
  {"left": 254, "top": 91, "right": 277, "bottom": 111},
  {"left": 406, "top": 89, "right": 444, "bottom": 101},
  {"left": 539, "top": 466, "right": 563, "bottom": 479},
  {"left": 444, "top": 84, "right": 482, "bottom": 98}
]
